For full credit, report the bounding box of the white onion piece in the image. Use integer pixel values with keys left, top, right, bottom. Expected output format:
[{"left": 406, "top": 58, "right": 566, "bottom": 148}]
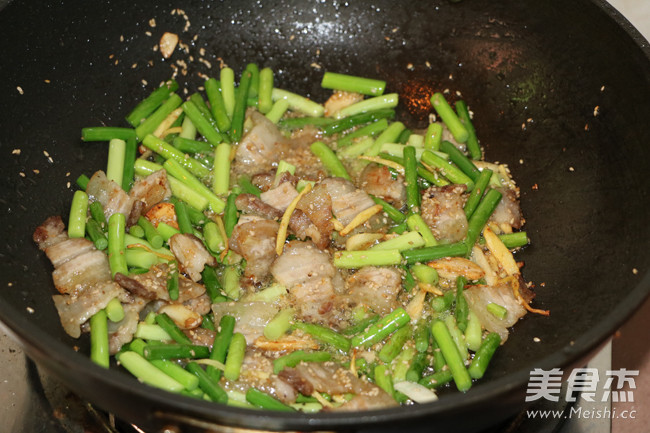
[{"left": 393, "top": 381, "right": 438, "bottom": 404}]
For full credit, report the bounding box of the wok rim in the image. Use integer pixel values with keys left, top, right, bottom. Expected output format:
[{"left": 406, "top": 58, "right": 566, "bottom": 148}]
[{"left": 1, "top": 0, "right": 649, "bottom": 430}]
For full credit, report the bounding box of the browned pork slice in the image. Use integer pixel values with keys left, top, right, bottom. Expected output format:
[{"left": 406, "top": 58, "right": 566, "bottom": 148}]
[
  {"left": 464, "top": 281, "right": 528, "bottom": 342},
  {"left": 358, "top": 163, "right": 406, "bottom": 208},
  {"left": 251, "top": 171, "right": 275, "bottom": 192},
  {"left": 324, "top": 90, "right": 364, "bottom": 117},
  {"left": 212, "top": 301, "right": 279, "bottom": 344},
  {"left": 181, "top": 294, "right": 212, "bottom": 316},
  {"left": 284, "top": 126, "right": 328, "bottom": 180},
  {"left": 182, "top": 327, "right": 216, "bottom": 347},
  {"left": 346, "top": 266, "right": 402, "bottom": 315},
  {"left": 272, "top": 170, "right": 300, "bottom": 189},
  {"left": 234, "top": 110, "right": 288, "bottom": 174},
  {"left": 427, "top": 257, "right": 486, "bottom": 281},
  {"left": 295, "top": 183, "right": 334, "bottom": 249},
  {"left": 45, "top": 237, "right": 95, "bottom": 268},
  {"left": 120, "top": 263, "right": 211, "bottom": 320},
  {"left": 128, "top": 169, "right": 172, "bottom": 214},
  {"left": 321, "top": 177, "right": 376, "bottom": 226},
  {"left": 420, "top": 184, "right": 468, "bottom": 243},
  {"left": 33, "top": 216, "right": 67, "bottom": 250},
  {"left": 260, "top": 182, "right": 299, "bottom": 212},
  {"left": 229, "top": 219, "right": 279, "bottom": 285},
  {"left": 130, "top": 263, "right": 207, "bottom": 303},
  {"left": 52, "top": 250, "right": 112, "bottom": 295},
  {"left": 278, "top": 361, "right": 397, "bottom": 410},
  {"left": 34, "top": 217, "right": 133, "bottom": 341},
  {"left": 237, "top": 187, "right": 332, "bottom": 250},
  {"left": 235, "top": 193, "right": 283, "bottom": 220},
  {"left": 86, "top": 170, "right": 134, "bottom": 220},
  {"left": 489, "top": 187, "right": 524, "bottom": 230},
  {"left": 114, "top": 273, "right": 157, "bottom": 300},
  {"left": 219, "top": 349, "right": 298, "bottom": 404},
  {"left": 53, "top": 280, "right": 130, "bottom": 338},
  {"left": 270, "top": 241, "right": 339, "bottom": 323},
  {"left": 168, "top": 233, "right": 217, "bottom": 282},
  {"left": 107, "top": 302, "right": 144, "bottom": 354}
]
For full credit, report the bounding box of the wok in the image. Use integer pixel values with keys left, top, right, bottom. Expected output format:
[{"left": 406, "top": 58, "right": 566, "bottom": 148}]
[{"left": 0, "top": 0, "right": 649, "bottom": 431}]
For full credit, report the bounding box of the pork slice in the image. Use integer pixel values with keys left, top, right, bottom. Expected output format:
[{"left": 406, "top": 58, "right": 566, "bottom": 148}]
[
  {"left": 45, "top": 237, "right": 96, "bottom": 268},
  {"left": 286, "top": 210, "right": 328, "bottom": 250},
  {"left": 271, "top": 241, "right": 336, "bottom": 289},
  {"left": 234, "top": 111, "right": 288, "bottom": 174},
  {"left": 320, "top": 177, "right": 356, "bottom": 199},
  {"left": 52, "top": 250, "right": 112, "bottom": 295},
  {"left": 338, "top": 393, "right": 399, "bottom": 411},
  {"left": 108, "top": 302, "right": 144, "bottom": 354},
  {"left": 86, "top": 170, "right": 134, "bottom": 220},
  {"left": 278, "top": 361, "right": 397, "bottom": 409},
  {"left": 295, "top": 183, "right": 333, "bottom": 249},
  {"left": 358, "top": 163, "right": 406, "bottom": 208},
  {"left": 212, "top": 301, "right": 279, "bottom": 344},
  {"left": 283, "top": 126, "right": 327, "bottom": 180},
  {"left": 346, "top": 266, "right": 402, "bottom": 315},
  {"left": 128, "top": 169, "right": 172, "bottom": 214},
  {"left": 33, "top": 216, "right": 67, "bottom": 250},
  {"left": 183, "top": 327, "right": 216, "bottom": 347},
  {"left": 324, "top": 90, "right": 364, "bottom": 117},
  {"left": 489, "top": 187, "right": 524, "bottom": 230},
  {"left": 251, "top": 171, "right": 275, "bottom": 192},
  {"left": 53, "top": 280, "right": 130, "bottom": 338},
  {"left": 229, "top": 219, "right": 279, "bottom": 284},
  {"left": 168, "top": 233, "right": 217, "bottom": 282},
  {"left": 464, "top": 281, "right": 528, "bottom": 342},
  {"left": 182, "top": 293, "right": 212, "bottom": 316},
  {"left": 220, "top": 349, "right": 297, "bottom": 403},
  {"left": 130, "top": 263, "right": 207, "bottom": 302},
  {"left": 260, "top": 182, "right": 299, "bottom": 212},
  {"left": 270, "top": 241, "right": 340, "bottom": 322},
  {"left": 332, "top": 190, "right": 377, "bottom": 227},
  {"left": 114, "top": 273, "right": 157, "bottom": 300},
  {"left": 420, "top": 184, "right": 468, "bottom": 243},
  {"left": 322, "top": 178, "right": 376, "bottom": 226},
  {"left": 235, "top": 193, "right": 283, "bottom": 220}
]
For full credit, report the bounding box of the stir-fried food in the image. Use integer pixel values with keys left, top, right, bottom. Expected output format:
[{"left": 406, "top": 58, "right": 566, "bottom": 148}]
[{"left": 34, "top": 66, "right": 546, "bottom": 411}]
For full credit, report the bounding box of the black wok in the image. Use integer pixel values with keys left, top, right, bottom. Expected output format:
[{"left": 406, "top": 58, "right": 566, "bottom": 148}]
[{"left": 0, "top": 0, "right": 649, "bottom": 431}]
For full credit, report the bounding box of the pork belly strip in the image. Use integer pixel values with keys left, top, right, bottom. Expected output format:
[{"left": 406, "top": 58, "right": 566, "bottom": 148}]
[
  {"left": 229, "top": 219, "right": 279, "bottom": 284},
  {"left": 420, "top": 184, "right": 468, "bottom": 243},
  {"left": 278, "top": 361, "right": 397, "bottom": 410}
]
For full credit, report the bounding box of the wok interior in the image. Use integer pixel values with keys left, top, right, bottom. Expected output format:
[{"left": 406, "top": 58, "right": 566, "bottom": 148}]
[{"left": 0, "top": 0, "right": 649, "bottom": 430}]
